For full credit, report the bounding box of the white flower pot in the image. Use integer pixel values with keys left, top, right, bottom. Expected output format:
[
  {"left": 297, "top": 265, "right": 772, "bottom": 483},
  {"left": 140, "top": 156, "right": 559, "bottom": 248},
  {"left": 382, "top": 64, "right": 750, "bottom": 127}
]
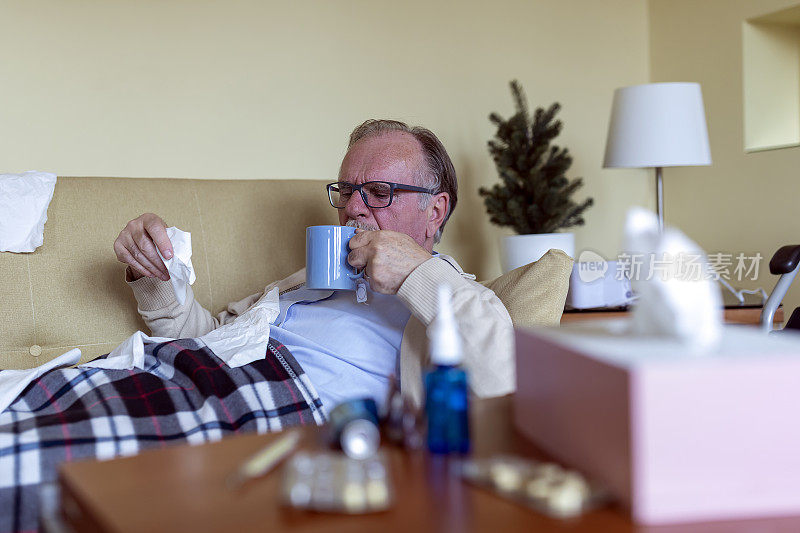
[{"left": 501, "top": 232, "right": 575, "bottom": 273}]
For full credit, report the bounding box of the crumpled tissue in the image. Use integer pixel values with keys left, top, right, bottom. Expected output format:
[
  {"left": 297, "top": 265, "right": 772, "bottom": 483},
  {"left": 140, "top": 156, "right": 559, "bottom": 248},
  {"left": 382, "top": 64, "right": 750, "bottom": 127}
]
[
  {"left": 80, "top": 331, "right": 174, "bottom": 370},
  {"left": 0, "top": 171, "right": 57, "bottom": 253},
  {"left": 0, "top": 348, "right": 81, "bottom": 413},
  {"left": 156, "top": 226, "right": 196, "bottom": 305},
  {"left": 80, "top": 287, "right": 281, "bottom": 371},
  {"left": 624, "top": 207, "right": 723, "bottom": 351},
  {"left": 198, "top": 287, "right": 280, "bottom": 367}
]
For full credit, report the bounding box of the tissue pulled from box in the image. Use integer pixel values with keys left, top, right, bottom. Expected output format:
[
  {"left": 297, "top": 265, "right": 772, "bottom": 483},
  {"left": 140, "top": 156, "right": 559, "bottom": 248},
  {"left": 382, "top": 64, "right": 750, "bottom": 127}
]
[
  {"left": 623, "top": 207, "right": 723, "bottom": 351},
  {"left": 157, "top": 226, "right": 196, "bottom": 305},
  {"left": 0, "top": 171, "right": 57, "bottom": 253}
]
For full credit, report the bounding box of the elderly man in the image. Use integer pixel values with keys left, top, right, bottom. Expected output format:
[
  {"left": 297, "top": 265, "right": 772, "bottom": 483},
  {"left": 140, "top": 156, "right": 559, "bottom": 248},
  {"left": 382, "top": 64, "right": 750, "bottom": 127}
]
[{"left": 114, "top": 119, "right": 513, "bottom": 409}]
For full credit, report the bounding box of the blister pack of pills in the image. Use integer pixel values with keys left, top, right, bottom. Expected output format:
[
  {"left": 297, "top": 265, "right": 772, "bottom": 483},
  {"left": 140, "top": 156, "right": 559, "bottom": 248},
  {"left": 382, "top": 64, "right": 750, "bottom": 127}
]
[
  {"left": 460, "top": 455, "right": 608, "bottom": 518},
  {"left": 281, "top": 451, "right": 393, "bottom": 514}
]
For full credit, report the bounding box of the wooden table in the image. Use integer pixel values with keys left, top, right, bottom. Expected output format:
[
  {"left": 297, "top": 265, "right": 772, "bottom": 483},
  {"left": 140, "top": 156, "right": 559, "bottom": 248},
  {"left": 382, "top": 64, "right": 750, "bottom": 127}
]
[{"left": 58, "top": 396, "right": 800, "bottom": 533}]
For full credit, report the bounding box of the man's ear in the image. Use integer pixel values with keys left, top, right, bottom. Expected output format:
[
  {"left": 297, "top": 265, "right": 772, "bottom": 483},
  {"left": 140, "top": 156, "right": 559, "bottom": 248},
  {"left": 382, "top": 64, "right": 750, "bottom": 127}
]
[{"left": 426, "top": 192, "right": 449, "bottom": 240}]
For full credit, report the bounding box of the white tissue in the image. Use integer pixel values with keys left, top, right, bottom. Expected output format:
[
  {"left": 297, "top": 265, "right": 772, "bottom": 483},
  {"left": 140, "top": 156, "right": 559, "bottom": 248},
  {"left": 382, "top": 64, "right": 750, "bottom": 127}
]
[
  {"left": 0, "top": 348, "right": 81, "bottom": 413},
  {"left": 80, "top": 331, "right": 174, "bottom": 370},
  {"left": 157, "top": 226, "right": 196, "bottom": 305},
  {"left": 198, "top": 287, "right": 280, "bottom": 367},
  {"left": 0, "top": 171, "right": 57, "bottom": 253},
  {"left": 82, "top": 287, "right": 280, "bottom": 371},
  {"left": 624, "top": 207, "right": 723, "bottom": 351}
]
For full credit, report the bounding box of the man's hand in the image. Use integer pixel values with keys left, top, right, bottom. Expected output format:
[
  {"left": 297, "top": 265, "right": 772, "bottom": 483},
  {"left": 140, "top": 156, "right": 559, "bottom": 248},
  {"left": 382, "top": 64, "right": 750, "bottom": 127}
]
[
  {"left": 347, "top": 230, "right": 432, "bottom": 294},
  {"left": 113, "top": 213, "right": 173, "bottom": 282}
]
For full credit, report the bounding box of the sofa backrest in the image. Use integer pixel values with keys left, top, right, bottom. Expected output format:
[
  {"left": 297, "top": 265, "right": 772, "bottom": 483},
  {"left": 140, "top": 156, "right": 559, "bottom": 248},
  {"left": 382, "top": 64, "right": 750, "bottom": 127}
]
[{"left": 0, "top": 177, "right": 337, "bottom": 369}]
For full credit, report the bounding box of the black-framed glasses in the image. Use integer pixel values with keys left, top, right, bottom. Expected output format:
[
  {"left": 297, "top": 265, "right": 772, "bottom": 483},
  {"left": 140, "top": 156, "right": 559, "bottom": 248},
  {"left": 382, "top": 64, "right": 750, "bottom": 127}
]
[{"left": 327, "top": 181, "right": 436, "bottom": 209}]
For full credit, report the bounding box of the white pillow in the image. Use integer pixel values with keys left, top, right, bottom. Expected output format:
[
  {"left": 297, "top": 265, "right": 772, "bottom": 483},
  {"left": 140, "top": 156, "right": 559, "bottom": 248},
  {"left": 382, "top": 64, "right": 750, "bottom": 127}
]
[{"left": 0, "top": 171, "right": 57, "bottom": 253}]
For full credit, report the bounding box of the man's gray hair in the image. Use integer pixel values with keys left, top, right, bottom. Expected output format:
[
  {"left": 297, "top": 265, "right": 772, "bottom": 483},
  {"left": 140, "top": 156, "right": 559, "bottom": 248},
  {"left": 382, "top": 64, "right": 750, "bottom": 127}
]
[{"left": 347, "top": 119, "right": 458, "bottom": 243}]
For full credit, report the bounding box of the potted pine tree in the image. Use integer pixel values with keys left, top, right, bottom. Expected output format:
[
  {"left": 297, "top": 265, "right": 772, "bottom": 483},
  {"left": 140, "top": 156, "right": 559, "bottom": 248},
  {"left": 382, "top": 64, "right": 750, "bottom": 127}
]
[{"left": 480, "top": 80, "right": 594, "bottom": 272}]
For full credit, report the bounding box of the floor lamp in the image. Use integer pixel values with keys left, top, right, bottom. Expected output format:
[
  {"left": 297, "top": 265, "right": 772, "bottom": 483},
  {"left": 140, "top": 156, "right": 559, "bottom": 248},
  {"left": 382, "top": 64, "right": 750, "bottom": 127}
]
[{"left": 603, "top": 82, "right": 712, "bottom": 231}]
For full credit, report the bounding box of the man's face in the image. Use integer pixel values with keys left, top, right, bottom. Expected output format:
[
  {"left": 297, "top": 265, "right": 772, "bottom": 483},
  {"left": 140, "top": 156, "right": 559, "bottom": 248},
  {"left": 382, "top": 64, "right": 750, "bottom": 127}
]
[{"left": 338, "top": 131, "right": 440, "bottom": 251}]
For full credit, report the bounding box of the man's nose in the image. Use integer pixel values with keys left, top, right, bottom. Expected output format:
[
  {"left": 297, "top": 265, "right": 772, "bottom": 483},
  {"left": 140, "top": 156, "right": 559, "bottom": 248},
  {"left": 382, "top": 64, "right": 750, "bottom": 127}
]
[{"left": 343, "top": 190, "right": 370, "bottom": 218}]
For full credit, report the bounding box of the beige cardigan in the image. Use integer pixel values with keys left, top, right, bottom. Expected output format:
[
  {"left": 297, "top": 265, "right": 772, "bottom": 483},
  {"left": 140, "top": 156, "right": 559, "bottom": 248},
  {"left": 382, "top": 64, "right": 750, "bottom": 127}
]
[{"left": 127, "top": 255, "right": 514, "bottom": 405}]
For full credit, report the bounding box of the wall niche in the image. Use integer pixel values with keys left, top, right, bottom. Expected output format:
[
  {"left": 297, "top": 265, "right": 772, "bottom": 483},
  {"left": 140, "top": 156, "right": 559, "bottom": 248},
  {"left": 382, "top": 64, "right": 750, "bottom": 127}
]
[{"left": 743, "top": 4, "right": 800, "bottom": 152}]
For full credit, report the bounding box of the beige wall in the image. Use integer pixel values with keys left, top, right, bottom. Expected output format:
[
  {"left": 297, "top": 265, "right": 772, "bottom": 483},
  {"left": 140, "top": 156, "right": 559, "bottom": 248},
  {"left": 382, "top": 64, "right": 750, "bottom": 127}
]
[
  {"left": 0, "top": 0, "right": 650, "bottom": 280},
  {"left": 649, "top": 0, "right": 800, "bottom": 316}
]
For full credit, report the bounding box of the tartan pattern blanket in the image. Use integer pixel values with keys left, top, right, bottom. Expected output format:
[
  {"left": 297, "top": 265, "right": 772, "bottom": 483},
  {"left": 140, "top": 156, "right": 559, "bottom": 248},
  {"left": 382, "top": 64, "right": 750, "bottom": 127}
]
[{"left": 0, "top": 337, "right": 325, "bottom": 533}]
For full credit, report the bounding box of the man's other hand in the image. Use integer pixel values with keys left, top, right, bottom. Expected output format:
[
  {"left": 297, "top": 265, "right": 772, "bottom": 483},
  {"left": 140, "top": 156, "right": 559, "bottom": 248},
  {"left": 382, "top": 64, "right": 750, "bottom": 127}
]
[
  {"left": 347, "top": 230, "right": 432, "bottom": 294},
  {"left": 113, "top": 213, "right": 173, "bottom": 282}
]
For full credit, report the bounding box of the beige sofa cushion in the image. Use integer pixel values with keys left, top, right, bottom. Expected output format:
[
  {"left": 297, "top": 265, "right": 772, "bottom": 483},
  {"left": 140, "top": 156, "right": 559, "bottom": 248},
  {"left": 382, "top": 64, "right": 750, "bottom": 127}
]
[
  {"left": 482, "top": 249, "right": 573, "bottom": 328},
  {"left": 0, "top": 177, "right": 336, "bottom": 369}
]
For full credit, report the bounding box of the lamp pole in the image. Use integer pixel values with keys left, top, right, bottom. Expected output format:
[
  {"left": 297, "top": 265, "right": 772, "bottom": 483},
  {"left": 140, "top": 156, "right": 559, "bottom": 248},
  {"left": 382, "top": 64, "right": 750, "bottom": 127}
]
[{"left": 655, "top": 166, "right": 664, "bottom": 232}]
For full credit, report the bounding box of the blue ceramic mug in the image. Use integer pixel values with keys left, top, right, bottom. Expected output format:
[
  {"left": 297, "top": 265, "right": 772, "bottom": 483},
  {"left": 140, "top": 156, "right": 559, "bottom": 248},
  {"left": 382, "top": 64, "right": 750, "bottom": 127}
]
[{"left": 306, "top": 225, "right": 363, "bottom": 290}]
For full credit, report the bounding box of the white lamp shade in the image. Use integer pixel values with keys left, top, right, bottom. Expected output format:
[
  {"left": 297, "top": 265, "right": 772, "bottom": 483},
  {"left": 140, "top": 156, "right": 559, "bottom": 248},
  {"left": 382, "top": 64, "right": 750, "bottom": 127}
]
[{"left": 603, "top": 82, "right": 712, "bottom": 168}]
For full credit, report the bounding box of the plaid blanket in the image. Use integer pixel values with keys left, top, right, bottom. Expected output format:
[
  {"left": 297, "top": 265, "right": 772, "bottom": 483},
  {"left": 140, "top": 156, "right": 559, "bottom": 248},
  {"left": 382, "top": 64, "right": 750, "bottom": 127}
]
[{"left": 0, "top": 338, "right": 324, "bottom": 533}]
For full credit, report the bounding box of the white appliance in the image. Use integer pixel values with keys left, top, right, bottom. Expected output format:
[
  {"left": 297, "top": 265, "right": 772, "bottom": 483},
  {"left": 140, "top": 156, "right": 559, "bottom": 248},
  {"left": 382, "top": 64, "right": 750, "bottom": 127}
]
[{"left": 566, "top": 260, "right": 635, "bottom": 309}]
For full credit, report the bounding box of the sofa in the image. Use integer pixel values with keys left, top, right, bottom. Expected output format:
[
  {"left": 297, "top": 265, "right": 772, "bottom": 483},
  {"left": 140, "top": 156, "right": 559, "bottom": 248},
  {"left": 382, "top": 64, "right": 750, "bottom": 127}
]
[{"left": 0, "top": 176, "right": 572, "bottom": 370}]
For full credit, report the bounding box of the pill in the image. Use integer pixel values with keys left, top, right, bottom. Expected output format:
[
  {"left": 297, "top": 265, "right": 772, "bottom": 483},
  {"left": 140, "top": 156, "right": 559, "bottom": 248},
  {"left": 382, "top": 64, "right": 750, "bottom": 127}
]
[
  {"left": 289, "top": 482, "right": 312, "bottom": 506},
  {"left": 547, "top": 484, "right": 584, "bottom": 517},
  {"left": 342, "top": 481, "right": 367, "bottom": 512},
  {"left": 526, "top": 477, "right": 552, "bottom": 499},
  {"left": 561, "top": 471, "right": 591, "bottom": 498},
  {"left": 490, "top": 462, "right": 523, "bottom": 492},
  {"left": 366, "top": 479, "right": 389, "bottom": 508}
]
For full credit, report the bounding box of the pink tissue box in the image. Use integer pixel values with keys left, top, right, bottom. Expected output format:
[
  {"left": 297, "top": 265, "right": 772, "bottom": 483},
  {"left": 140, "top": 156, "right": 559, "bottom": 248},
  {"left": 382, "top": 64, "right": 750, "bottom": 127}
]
[{"left": 514, "top": 320, "right": 800, "bottom": 525}]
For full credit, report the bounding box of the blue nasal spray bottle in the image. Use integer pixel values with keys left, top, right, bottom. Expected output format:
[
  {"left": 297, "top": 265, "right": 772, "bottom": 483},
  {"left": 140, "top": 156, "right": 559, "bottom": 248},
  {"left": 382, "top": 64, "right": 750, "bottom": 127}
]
[{"left": 424, "top": 284, "right": 470, "bottom": 454}]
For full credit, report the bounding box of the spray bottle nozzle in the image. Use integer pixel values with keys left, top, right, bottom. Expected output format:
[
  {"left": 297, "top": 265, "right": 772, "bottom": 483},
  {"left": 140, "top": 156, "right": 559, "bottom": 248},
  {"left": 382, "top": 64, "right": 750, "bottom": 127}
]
[{"left": 428, "top": 284, "right": 462, "bottom": 366}]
